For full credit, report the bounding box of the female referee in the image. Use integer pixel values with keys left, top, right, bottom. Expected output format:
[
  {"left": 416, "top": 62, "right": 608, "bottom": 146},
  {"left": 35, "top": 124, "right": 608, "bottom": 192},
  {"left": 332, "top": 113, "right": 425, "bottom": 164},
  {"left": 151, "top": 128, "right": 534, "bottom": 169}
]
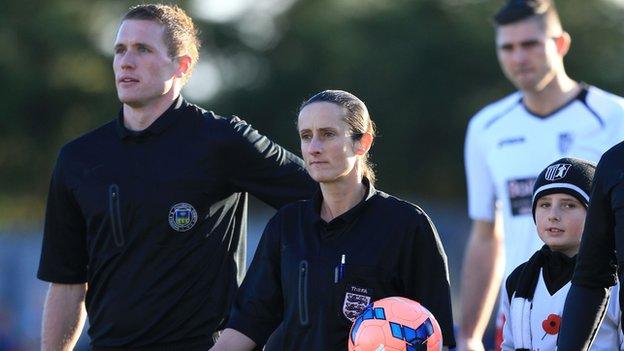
[{"left": 210, "top": 90, "right": 456, "bottom": 351}]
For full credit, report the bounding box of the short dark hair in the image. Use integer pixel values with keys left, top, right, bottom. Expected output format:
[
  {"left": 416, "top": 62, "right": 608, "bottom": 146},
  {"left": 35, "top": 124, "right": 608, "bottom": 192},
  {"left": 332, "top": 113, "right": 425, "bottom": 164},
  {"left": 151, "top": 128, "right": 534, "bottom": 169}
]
[
  {"left": 493, "top": 0, "right": 562, "bottom": 34},
  {"left": 299, "top": 90, "right": 378, "bottom": 185},
  {"left": 123, "top": 4, "right": 201, "bottom": 82}
]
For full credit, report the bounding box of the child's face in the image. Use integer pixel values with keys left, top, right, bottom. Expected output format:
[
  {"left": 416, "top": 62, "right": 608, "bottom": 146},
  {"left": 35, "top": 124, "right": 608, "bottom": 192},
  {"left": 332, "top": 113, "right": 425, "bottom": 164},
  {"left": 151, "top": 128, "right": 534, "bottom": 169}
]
[{"left": 535, "top": 193, "right": 586, "bottom": 257}]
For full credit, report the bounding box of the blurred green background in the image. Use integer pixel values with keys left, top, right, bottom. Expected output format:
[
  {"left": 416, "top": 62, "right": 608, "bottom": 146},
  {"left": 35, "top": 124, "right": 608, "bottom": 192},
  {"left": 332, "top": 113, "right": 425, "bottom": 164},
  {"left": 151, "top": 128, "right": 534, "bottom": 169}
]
[
  {"left": 3, "top": 0, "right": 624, "bottom": 229},
  {"left": 1, "top": 0, "right": 624, "bottom": 349}
]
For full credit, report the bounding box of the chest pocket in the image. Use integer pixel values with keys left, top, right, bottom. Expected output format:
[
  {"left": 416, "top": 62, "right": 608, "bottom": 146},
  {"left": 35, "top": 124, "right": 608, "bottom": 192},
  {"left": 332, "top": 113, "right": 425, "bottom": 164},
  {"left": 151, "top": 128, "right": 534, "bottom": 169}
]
[
  {"left": 108, "top": 184, "right": 125, "bottom": 247},
  {"left": 333, "top": 264, "right": 399, "bottom": 326}
]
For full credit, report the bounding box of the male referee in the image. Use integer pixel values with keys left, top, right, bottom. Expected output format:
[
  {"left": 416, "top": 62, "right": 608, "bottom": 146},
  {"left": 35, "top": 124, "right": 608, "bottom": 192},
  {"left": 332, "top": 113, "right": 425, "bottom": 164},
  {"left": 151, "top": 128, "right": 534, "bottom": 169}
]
[
  {"left": 459, "top": 0, "right": 624, "bottom": 350},
  {"left": 37, "top": 4, "right": 315, "bottom": 350}
]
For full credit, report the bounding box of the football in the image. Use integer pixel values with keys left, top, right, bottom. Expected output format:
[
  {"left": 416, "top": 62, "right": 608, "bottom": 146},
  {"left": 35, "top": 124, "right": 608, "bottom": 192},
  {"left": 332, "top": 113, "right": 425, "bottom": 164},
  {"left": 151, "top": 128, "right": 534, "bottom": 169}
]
[{"left": 348, "top": 296, "right": 442, "bottom": 351}]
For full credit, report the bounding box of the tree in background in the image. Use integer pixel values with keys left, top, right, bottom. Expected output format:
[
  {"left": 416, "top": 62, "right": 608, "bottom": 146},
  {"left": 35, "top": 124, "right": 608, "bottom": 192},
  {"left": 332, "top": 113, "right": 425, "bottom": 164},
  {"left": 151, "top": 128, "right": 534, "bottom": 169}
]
[{"left": 1, "top": 0, "right": 623, "bottom": 227}]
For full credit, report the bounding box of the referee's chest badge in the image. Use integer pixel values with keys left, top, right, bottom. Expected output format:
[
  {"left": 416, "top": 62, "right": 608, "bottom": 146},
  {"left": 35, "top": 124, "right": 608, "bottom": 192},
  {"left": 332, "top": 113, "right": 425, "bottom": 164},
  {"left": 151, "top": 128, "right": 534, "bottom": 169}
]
[
  {"left": 342, "top": 285, "right": 372, "bottom": 322},
  {"left": 168, "top": 203, "right": 198, "bottom": 232}
]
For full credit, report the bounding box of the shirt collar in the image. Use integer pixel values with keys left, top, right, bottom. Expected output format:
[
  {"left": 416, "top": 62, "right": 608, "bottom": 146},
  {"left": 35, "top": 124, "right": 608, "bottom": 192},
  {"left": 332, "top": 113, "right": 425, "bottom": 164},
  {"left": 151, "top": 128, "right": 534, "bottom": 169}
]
[
  {"left": 308, "top": 178, "right": 377, "bottom": 238},
  {"left": 115, "top": 95, "right": 186, "bottom": 140}
]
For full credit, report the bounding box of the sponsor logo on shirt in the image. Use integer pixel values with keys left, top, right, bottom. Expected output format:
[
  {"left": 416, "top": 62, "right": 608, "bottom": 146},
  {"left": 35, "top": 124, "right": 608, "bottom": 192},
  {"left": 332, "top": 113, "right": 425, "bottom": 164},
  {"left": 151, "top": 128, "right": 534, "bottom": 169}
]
[
  {"left": 497, "top": 137, "right": 526, "bottom": 148},
  {"left": 544, "top": 163, "right": 571, "bottom": 181},
  {"left": 507, "top": 177, "right": 537, "bottom": 216},
  {"left": 168, "top": 203, "right": 198, "bottom": 232},
  {"left": 343, "top": 285, "right": 372, "bottom": 322}
]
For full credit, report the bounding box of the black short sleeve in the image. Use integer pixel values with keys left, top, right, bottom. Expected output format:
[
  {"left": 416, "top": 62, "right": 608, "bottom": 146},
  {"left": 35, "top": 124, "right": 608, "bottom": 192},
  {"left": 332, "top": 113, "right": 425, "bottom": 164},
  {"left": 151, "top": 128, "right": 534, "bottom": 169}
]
[
  {"left": 400, "top": 209, "right": 456, "bottom": 347},
  {"left": 224, "top": 116, "right": 316, "bottom": 209},
  {"left": 37, "top": 148, "right": 88, "bottom": 283},
  {"left": 226, "top": 214, "right": 284, "bottom": 345}
]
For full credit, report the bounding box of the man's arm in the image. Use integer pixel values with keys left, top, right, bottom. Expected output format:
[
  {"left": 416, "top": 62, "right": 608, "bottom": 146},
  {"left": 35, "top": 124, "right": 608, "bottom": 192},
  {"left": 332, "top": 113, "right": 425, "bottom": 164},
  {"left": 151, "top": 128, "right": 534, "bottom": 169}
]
[
  {"left": 558, "top": 285, "right": 610, "bottom": 351},
  {"left": 458, "top": 219, "right": 505, "bottom": 351},
  {"left": 225, "top": 116, "right": 316, "bottom": 208},
  {"left": 210, "top": 328, "right": 256, "bottom": 351},
  {"left": 559, "top": 151, "right": 620, "bottom": 350},
  {"left": 41, "top": 283, "right": 87, "bottom": 351}
]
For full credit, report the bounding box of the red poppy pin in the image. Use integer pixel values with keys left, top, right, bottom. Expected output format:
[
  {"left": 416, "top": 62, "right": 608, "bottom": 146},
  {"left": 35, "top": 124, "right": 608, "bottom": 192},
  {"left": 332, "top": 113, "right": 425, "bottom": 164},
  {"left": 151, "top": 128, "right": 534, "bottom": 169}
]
[{"left": 541, "top": 314, "right": 561, "bottom": 339}]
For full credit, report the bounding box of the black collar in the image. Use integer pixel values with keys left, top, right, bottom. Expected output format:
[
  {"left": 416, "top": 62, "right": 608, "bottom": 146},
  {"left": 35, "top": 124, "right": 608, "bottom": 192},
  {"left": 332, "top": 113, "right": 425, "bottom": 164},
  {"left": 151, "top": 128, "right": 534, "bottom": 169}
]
[
  {"left": 115, "top": 95, "right": 186, "bottom": 140},
  {"left": 308, "top": 178, "right": 376, "bottom": 240}
]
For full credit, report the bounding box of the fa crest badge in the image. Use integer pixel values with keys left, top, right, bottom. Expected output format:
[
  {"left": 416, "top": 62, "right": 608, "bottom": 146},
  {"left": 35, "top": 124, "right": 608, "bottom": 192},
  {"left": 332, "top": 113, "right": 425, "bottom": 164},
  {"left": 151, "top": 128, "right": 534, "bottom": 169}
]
[
  {"left": 343, "top": 285, "right": 372, "bottom": 322},
  {"left": 168, "top": 203, "right": 198, "bottom": 232}
]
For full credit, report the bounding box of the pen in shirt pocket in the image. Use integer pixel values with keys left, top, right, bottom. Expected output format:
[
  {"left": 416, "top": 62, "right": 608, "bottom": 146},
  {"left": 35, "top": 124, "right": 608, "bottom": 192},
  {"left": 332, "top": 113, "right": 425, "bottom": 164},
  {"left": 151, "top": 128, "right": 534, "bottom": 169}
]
[{"left": 334, "top": 254, "right": 346, "bottom": 283}]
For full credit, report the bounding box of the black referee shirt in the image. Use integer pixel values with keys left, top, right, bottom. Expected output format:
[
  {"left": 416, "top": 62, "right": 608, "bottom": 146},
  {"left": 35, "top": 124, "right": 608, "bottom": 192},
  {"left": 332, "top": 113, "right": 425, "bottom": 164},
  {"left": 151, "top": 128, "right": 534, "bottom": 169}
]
[
  {"left": 567, "top": 140, "right": 624, "bottom": 328},
  {"left": 559, "top": 141, "right": 624, "bottom": 348},
  {"left": 572, "top": 141, "right": 624, "bottom": 290},
  {"left": 37, "top": 96, "right": 315, "bottom": 349},
  {"left": 227, "top": 181, "right": 456, "bottom": 350}
]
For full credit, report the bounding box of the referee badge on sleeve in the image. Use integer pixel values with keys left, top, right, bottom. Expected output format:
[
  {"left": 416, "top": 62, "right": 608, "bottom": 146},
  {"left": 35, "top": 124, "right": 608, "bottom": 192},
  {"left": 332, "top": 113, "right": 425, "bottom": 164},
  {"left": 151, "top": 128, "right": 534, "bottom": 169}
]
[{"left": 168, "top": 203, "right": 198, "bottom": 232}]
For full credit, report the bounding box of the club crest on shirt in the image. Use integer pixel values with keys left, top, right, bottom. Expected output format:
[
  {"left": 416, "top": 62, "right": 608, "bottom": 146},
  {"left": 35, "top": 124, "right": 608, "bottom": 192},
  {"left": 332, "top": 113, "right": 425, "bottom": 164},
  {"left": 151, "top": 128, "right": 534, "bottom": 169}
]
[
  {"left": 544, "top": 163, "right": 571, "bottom": 181},
  {"left": 343, "top": 285, "right": 372, "bottom": 322},
  {"left": 558, "top": 132, "right": 573, "bottom": 154},
  {"left": 168, "top": 203, "right": 197, "bottom": 232}
]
